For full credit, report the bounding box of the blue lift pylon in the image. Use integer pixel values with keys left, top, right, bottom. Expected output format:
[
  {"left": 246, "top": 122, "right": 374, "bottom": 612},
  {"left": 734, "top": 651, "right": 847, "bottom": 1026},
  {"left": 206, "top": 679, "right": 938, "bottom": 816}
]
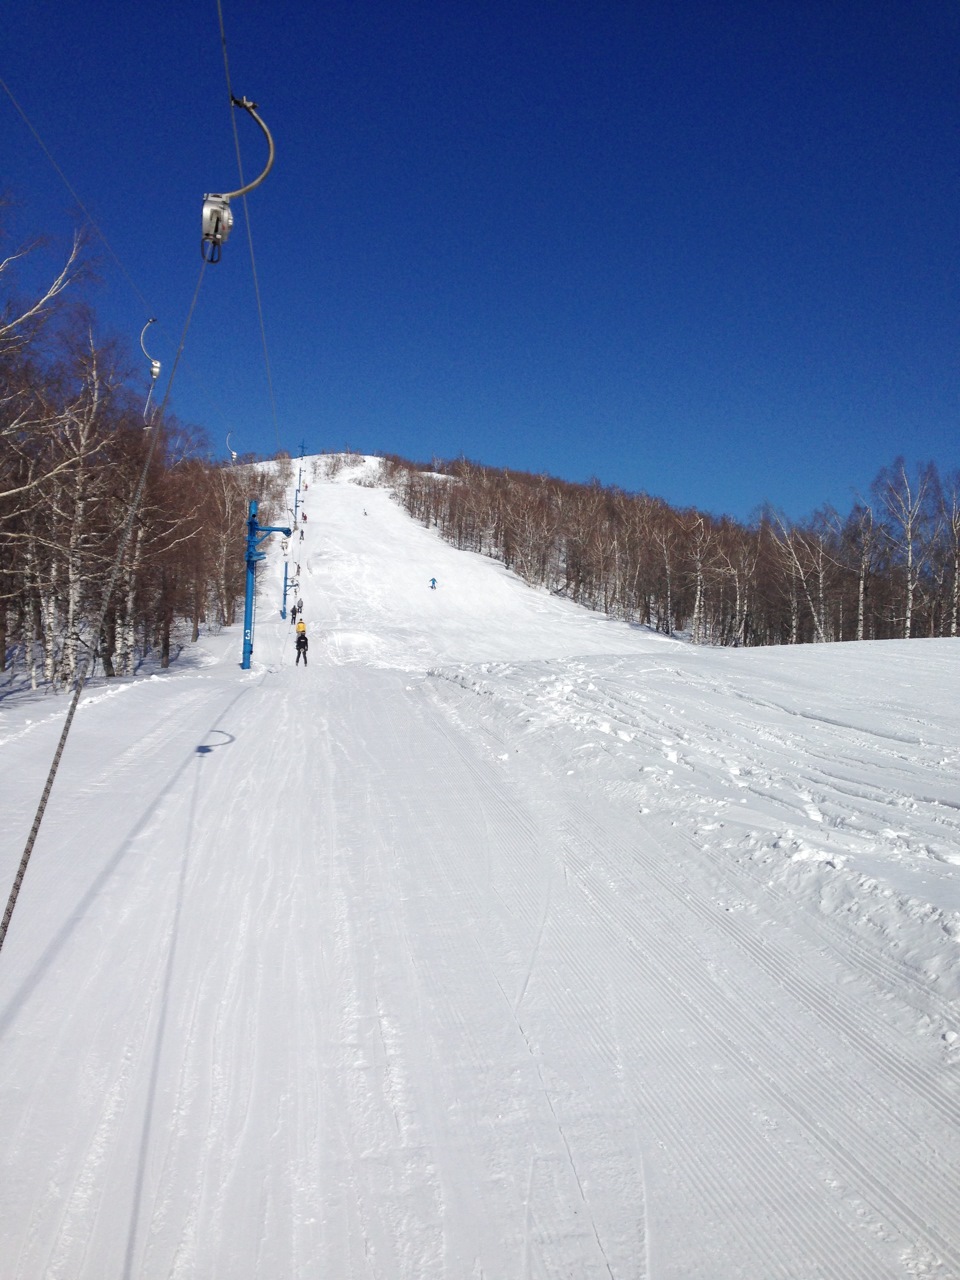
[{"left": 242, "top": 498, "right": 292, "bottom": 670}]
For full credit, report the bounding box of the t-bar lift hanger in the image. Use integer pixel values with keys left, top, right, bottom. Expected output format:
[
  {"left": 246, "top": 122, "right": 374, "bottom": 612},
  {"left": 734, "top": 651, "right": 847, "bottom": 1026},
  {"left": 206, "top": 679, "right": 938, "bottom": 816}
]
[
  {"left": 140, "top": 317, "right": 161, "bottom": 424},
  {"left": 201, "top": 95, "right": 275, "bottom": 263}
]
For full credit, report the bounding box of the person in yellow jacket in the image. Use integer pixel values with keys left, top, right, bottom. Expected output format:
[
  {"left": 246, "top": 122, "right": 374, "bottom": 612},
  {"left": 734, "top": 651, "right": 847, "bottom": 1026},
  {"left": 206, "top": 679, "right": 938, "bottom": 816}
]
[{"left": 295, "top": 617, "right": 308, "bottom": 666}]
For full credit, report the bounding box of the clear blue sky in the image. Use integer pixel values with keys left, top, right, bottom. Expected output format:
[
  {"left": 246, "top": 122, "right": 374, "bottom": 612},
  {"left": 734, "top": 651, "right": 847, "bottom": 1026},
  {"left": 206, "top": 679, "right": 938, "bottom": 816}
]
[{"left": 3, "top": 0, "right": 958, "bottom": 521}]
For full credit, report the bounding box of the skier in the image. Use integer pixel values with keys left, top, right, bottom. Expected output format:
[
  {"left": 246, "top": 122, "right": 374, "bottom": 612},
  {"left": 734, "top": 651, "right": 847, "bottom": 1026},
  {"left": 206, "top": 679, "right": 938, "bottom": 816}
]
[
  {"left": 429, "top": 577, "right": 437, "bottom": 590},
  {"left": 295, "top": 630, "right": 308, "bottom": 666},
  {"left": 290, "top": 603, "right": 298, "bottom": 623},
  {"left": 296, "top": 617, "right": 306, "bottom": 637},
  {"left": 300, "top": 528, "right": 304, "bottom": 542}
]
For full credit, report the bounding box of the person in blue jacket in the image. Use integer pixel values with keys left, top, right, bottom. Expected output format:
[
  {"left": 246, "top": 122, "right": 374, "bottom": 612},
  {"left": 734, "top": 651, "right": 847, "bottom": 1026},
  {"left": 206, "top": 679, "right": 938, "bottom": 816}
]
[{"left": 429, "top": 577, "right": 437, "bottom": 590}]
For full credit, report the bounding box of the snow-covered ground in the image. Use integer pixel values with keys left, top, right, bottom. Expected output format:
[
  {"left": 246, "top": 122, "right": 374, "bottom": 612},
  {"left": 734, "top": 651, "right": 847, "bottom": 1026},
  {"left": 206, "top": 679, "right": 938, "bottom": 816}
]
[{"left": 1, "top": 456, "right": 958, "bottom": 1279}]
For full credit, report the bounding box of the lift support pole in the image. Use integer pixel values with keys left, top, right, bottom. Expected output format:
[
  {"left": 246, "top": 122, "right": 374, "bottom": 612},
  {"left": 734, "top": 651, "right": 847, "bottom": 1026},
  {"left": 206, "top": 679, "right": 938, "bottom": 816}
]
[{"left": 242, "top": 499, "right": 292, "bottom": 670}]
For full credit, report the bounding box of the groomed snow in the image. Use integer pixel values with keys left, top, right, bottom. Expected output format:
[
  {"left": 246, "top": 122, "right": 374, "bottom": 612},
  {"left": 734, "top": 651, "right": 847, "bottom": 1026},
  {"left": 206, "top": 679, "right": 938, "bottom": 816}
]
[{"left": 1, "top": 455, "right": 958, "bottom": 1278}]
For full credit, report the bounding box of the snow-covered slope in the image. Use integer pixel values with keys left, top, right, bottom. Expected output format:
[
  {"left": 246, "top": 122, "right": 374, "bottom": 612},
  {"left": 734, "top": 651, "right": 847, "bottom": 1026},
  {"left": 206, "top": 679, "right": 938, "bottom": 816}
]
[{"left": 1, "top": 456, "right": 958, "bottom": 1279}]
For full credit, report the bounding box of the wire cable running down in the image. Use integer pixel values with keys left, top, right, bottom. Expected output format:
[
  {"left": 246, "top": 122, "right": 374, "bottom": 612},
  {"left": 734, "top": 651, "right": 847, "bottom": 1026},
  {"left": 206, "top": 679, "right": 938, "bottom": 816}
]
[
  {"left": 214, "top": 0, "right": 283, "bottom": 455},
  {"left": 0, "top": 260, "right": 209, "bottom": 957}
]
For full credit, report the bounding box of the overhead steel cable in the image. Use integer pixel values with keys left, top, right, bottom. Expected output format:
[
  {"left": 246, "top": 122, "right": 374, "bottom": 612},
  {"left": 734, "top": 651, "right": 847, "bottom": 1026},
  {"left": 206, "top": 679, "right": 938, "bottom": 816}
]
[
  {"left": 0, "top": 69, "right": 237, "bottom": 437},
  {"left": 0, "top": 71, "right": 153, "bottom": 315},
  {"left": 0, "top": 259, "right": 209, "bottom": 957},
  {"left": 215, "top": 0, "right": 283, "bottom": 456}
]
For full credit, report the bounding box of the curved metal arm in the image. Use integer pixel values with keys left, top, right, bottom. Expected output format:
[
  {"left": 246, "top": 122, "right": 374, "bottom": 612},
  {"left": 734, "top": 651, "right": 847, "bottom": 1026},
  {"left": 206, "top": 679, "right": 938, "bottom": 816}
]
[
  {"left": 139, "top": 317, "right": 156, "bottom": 360},
  {"left": 222, "top": 96, "right": 275, "bottom": 199},
  {"left": 139, "top": 318, "right": 160, "bottom": 381},
  {"left": 139, "top": 317, "right": 161, "bottom": 425}
]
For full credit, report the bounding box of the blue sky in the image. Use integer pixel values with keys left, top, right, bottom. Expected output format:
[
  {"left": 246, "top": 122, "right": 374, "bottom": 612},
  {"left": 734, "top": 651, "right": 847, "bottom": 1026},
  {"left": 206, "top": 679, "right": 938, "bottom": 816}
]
[{"left": 3, "top": 0, "right": 957, "bottom": 521}]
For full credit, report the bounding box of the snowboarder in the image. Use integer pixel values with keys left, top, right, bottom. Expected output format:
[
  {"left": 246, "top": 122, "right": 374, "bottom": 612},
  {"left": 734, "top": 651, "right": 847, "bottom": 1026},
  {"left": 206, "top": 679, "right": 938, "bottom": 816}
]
[
  {"left": 429, "top": 577, "right": 437, "bottom": 590},
  {"left": 295, "top": 631, "right": 308, "bottom": 666}
]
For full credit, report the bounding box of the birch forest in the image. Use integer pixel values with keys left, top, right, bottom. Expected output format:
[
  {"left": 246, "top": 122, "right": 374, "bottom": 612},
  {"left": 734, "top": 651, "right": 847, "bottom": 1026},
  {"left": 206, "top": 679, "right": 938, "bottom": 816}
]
[
  {"left": 391, "top": 454, "right": 960, "bottom": 646},
  {"left": 1, "top": 230, "right": 286, "bottom": 688}
]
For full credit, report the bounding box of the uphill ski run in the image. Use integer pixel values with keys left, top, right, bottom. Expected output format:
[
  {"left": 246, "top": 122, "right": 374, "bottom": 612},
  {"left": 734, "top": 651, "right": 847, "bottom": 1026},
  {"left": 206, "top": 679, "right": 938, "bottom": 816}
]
[{"left": 2, "top": 455, "right": 958, "bottom": 1279}]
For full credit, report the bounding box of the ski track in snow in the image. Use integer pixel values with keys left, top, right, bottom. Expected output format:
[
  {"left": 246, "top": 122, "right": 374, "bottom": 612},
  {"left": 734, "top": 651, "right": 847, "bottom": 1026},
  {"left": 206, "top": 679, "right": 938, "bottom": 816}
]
[{"left": 1, "top": 456, "right": 958, "bottom": 1279}]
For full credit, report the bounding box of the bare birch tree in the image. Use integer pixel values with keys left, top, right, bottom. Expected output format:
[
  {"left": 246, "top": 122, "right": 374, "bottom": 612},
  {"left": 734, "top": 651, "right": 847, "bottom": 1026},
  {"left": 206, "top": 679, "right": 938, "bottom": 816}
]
[{"left": 872, "top": 458, "right": 940, "bottom": 639}]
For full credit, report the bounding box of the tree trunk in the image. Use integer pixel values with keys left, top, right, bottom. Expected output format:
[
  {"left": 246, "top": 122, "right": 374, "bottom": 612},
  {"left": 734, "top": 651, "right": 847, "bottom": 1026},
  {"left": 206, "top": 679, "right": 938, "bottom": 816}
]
[
  {"left": 160, "top": 607, "right": 173, "bottom": 668},
  {"left": 99, "top": 608, "right": 117, "bottom": 678}
]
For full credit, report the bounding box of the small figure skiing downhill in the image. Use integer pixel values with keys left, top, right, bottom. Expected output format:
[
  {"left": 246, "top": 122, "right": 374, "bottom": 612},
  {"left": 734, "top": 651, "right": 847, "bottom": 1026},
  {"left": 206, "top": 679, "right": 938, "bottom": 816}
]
[{"left": 429, "top": 577, "right": 437, "bottom": 590}]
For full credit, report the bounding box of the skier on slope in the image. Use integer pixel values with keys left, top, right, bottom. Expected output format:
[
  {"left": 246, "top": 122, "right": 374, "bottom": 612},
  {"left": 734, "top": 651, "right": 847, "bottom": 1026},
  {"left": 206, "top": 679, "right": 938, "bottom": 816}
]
[
  {"left": 429, "top": 577, "right": 437, "bottom": 590},
  {"left": 296, "top": 617, "right": 306, "bottom": 636},
  {"left": 295, "top": 630, "right": 308, "bottom": 666}
]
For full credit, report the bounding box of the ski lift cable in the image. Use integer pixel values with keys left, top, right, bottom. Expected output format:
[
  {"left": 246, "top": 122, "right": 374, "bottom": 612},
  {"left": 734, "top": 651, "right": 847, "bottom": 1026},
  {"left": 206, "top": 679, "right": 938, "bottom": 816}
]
[
  {"left": 0, "top": 259, "right": 209, "bottom": 958},
  {"left": 212, "top": 0, "right": 283, "bottom": 455},
  {"left": 237, "top": 176, "right": 283, "bottom": 457},
  {"left": 0, "top": 71, "right": 237, "bottom": 436},
  {"left": 0, "top": 72, "right": 152, "bottom": 314}
]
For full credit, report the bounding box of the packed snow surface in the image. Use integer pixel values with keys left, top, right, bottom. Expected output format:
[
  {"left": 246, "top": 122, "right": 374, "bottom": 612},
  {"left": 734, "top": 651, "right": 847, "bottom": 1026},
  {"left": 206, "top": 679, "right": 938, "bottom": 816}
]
[{"left": 2, "top": 456, "right": 959, "bottom": 1279}]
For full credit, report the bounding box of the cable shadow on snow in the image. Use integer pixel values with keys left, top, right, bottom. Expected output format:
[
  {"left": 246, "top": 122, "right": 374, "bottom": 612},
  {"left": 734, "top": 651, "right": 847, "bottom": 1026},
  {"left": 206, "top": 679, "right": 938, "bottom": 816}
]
[
  {"left": 121, "top": 728, "right": 230, "bottom": 1279},
  {"left": 0, "top": 693, "right": 247, "bottom": 1041}
]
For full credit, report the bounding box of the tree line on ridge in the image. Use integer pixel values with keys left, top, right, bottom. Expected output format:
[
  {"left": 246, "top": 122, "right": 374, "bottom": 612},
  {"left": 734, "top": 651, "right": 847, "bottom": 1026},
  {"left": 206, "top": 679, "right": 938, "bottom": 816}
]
[
  {"left": 388, "top": 454, "right": 959, "bottom": 645},
  {"left": 3, "top": 216, "right": 956, "bottom": 691}
]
